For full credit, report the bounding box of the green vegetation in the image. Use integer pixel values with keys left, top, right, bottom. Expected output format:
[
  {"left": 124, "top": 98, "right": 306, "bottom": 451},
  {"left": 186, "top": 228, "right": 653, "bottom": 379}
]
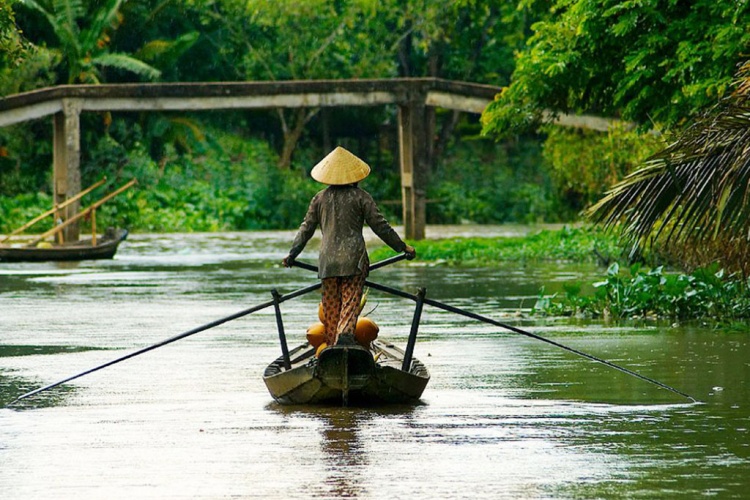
[
  {"left": 541, "top": 124, "right": 665, "bottom": 213},
  {"left": 19, "top": 0, "right": 161, "bottom": 84},
  {"left": 482, "top": 0, "right": 750, "bottom": 137},
  {"left": 370, "top": 228, "right": 750, "bottom": 325},
  {"left": 533, "top": 263, "right": 750, "bottom": 325},
  {"left": 370, "top": 225, "right": 622, "bottom": 265},
  {"left": 588, "top": 63, "right": 750, "bottom": 278},
  {"left": 428, "top": 137, "right": 570, "bottom": 224},
  {"left": 2, "top": 0, "right": 750, "bottom": 286},
  {"left": 0, "top": 123, "right": 558, "bottom": 234},
  {"left": 0, "top": 132, "right": 326, "bottom": 234}
]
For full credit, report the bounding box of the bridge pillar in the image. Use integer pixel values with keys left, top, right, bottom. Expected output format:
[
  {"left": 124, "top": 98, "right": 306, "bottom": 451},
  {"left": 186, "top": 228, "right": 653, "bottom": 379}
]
[
  {"left": 52, "top": 98, "right": 83, "bottom": 242},
  {"left": 398, "top": 98, "right": 428, "bottom": 240}
]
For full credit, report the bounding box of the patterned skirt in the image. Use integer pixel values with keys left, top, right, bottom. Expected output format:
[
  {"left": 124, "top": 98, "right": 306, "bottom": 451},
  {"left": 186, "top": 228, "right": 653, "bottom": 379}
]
[{"left": 320, "top": 268, "right": 366, "bottom": 346}]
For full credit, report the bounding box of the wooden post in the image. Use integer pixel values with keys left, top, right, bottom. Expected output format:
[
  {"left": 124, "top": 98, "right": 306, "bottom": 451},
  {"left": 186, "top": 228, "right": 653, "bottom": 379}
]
[
  {"left": 271, "top": 289, "right": 292, "bottom": 371},
  {"left": 398, "top": 97, "right": 427, "bottom": 240},
  {"left": 53, "top": 98, "right": 83, "bottom": 243},
  {"left": 402, "top": 287, "right": 426, "bottom": 372},
  {"left": 91, "top": 208, "right": 97, "bottom": 246}
]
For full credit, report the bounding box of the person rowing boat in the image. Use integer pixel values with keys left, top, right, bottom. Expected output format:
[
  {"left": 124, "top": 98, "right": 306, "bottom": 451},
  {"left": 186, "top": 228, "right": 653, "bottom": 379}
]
[{"left": 282, "top": 146, "right": 416, "bottom": 348}]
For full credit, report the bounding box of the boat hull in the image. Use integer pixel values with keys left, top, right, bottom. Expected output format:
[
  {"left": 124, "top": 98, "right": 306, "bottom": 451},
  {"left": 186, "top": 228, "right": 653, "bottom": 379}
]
[
  {"left": 0, "top": 229, "right": 128, "bottom": 262},
  {"left": 263, "top": 341, "right": 430, "bottom": 406}
]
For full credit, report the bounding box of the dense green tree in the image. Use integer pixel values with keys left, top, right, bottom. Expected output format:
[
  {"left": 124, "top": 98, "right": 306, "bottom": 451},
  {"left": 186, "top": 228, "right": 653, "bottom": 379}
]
[
  {"left": 481, "top": 0, "right": 750, "bottom": 138},
  {"left": 390, "top": 0, "right": 530, "bottom": 169},
  {"left": 116, "top": 1, "right": 209, "bottom": 82},
  {"left": 392, "top": 0, "right": 525, "bottom": 84},
  {"left": 17, "top": 0, "right": 160, "bottom": 83},
  {"left": 198, "top": 0, "right": 398, "bottom": 168},
  {"left": 541, "top": 123, "right": 664, "bottom": 212},
  {"left": 0, "top": 0, "right": 60, "bottom": 96},
  {"left": 0, "top": 0, "right": 26, "bottom": 72}
]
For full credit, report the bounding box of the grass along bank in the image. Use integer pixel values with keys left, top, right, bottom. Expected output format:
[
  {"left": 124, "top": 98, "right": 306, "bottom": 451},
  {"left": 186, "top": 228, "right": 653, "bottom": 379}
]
[
  {"left": 372, "top": 226, "right": 750, "bottom": 326},
  {"left": 370, "top": 225, "right": 622, "bottom": 266}
]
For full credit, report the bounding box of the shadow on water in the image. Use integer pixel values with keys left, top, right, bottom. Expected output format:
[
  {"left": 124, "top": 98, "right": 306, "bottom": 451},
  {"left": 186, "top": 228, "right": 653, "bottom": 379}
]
[
  {"left": 0, "top": 344, "right": 106, "bottom": 409},
  {"left": 0, "top": 373, "right": 75, "bottom": 410}
]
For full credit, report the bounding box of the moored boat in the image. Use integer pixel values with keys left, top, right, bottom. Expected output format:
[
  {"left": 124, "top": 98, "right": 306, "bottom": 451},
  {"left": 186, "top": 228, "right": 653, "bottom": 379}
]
[
  {"left": 0, "top": 228, "right": 128, "bottom": 262},
  {"left": 263, "top": 340, "right": 430, "bottom": 406},
  {"left": 0, "top": 178, "right": 135, "bottom": 263}
]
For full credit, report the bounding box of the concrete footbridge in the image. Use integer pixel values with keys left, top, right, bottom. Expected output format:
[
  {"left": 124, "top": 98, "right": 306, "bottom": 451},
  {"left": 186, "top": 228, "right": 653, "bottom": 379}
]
[{"left": 0, "top": 78, "right": 617, "bottom": 240}]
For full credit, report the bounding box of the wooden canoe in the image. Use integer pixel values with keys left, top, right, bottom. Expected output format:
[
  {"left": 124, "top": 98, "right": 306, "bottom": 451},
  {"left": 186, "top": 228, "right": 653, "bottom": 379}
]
[
  {"left": 263, "top": 340, "right": 430, "bottom": 406},
  {"left": 0, "top": 228, "right": 128, "bottom": 262}
]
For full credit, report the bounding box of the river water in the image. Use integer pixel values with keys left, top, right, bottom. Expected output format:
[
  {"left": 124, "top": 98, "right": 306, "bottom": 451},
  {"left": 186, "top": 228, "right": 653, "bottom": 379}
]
[{"left": 1, "top": 228, "right": 748, "bottom": 499}]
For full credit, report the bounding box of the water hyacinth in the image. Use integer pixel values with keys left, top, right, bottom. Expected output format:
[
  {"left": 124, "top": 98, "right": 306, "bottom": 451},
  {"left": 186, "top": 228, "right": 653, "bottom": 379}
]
[{"left": 534, "top": 262, "right": 750, "bottom": 323}]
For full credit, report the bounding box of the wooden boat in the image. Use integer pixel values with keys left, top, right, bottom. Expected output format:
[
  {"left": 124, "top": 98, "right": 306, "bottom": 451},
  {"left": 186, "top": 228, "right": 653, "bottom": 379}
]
[
  {"left": 263, "top": 256, "right": 429, "bottom": 406},
  {"left": 0, "top": 228, "right": 128, "bottom": 262},
  {"left": 263, "top": 340, "right": 430, "bottom": 406},
  {"left": 0, "top": 178, "right": 135, "bottom": 263}
]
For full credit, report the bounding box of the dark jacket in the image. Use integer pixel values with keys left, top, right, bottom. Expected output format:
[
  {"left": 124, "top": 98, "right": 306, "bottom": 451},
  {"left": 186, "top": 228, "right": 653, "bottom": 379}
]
[{"left": 288, "top": 185, "right": 407, "bottom": 278}]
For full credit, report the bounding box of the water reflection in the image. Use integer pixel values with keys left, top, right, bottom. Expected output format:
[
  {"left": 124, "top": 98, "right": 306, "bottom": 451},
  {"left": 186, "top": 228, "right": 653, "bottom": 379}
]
[
  {"left": 0, "top": 372, "right": 74, "bottom": 410},
  {"left": 267, "top": 403, "right": 424, "bottom": 498}
]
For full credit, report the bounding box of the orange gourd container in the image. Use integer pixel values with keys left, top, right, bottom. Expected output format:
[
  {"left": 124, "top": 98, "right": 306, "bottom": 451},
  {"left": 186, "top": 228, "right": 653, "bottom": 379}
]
[
  {"left": 355, "top": 317, "right": 379, "bottom": 346},
  {"left": 306, "top": 322, "right": 326, "bottom": 348}
]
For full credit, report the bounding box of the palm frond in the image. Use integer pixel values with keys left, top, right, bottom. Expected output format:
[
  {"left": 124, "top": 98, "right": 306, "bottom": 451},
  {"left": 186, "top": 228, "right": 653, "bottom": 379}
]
[
  {"left": 588, "top": 61, "right": 750, "bottom": 255},
  {"left": 52, "top": 0, "right": 84, "bottom": 46},
  {"left": 91, "top": 52, "right": 161, "bottom": 81},
  {"left": 20, "top": 0, "right": 81, "bottom": 56},
  {"left": 135, "top": 32, "right": 200, "bottom": 67}
]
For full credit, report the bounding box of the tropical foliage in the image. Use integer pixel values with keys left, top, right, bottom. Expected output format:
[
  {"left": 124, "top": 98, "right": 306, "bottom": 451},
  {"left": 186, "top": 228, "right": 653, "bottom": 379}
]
[
  {"left": 481, "top": 0, "right": 750, "bottom": 138},
  {"left": 0, "top": 0, "right": 26, "bottom": 72},
  {"left": 541, "top": 123, "right": 664, "bottom": 212},
  {"left": 18, "top": 0, "right": 160, "bottom": 83},
  {"left": 588, "top": 62, "right": 750, "bottom": 276},
  {"left": 369, "top": 225, "right": 623, "bottom": 265}
]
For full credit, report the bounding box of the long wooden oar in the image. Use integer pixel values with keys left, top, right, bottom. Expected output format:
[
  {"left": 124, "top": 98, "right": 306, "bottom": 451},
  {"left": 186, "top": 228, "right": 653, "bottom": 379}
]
[
  {"left": 364, "top": 279, "right": 697, "bottom": 403},
  {"left": 7, "top": 282, "right": 321, "bottom": 406},
  {"left": 8, "top": 254, "right": 408, "bottom": 406},
  {"left": 292, "top": 258, "right": 695, "bottom": 402}
]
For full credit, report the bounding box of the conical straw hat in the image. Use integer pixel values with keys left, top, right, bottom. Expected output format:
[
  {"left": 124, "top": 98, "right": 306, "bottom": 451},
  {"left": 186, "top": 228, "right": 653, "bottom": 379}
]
[{"left": 311, "top": 146, "right": 371, "bottom": 185}]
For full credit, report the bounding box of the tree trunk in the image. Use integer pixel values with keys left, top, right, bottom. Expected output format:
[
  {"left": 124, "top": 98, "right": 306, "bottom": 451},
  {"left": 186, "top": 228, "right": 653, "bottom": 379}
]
[
  {"left": 277, "top": 107, "right": 319, "bottom": 169},
  {"left": 432, "top": 110, "right": 462, "bottom": 173}
]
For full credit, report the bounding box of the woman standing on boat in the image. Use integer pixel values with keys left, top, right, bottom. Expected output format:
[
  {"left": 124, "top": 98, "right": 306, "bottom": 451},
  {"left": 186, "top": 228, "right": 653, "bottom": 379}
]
[{"left": 282, "top": 146, "right": 416, "bottom": 347}]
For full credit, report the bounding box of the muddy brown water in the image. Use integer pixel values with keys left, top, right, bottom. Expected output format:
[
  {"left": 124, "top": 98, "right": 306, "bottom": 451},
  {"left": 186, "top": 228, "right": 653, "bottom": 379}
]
[{"left": 1, "top": 228, "right": 748, "bottom": 499}]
